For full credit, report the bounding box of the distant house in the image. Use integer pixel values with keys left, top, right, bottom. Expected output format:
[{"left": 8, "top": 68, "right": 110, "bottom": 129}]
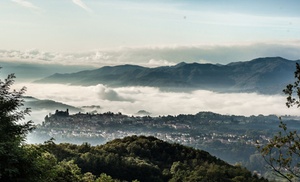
[{"left": 55, "top": 109, "right": 69, "bottom": 117}]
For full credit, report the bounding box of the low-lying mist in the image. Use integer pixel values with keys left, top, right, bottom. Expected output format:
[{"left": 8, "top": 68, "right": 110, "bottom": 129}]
[{"left": 13, "top": 83, "right": 299, "bottom": 124}]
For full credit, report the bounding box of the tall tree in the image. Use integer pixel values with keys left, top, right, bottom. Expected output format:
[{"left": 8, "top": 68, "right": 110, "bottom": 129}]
[
  {"left": 259, "top": 63, "right": 300, "bottom": 182},
  {"left": 283, "top": 63, "right": 300, "bottom": 108},
  {"left": 0, "top": 72, "right": 35, "bottom": 181}
]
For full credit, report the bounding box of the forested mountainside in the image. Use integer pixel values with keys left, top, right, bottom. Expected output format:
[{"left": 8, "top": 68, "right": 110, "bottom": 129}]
[
  {"left": 36, "top": 57, "right": 299, "bottom": 94},
  {"left": 35, "top": 135, "right": 267, "bottom": 182}
]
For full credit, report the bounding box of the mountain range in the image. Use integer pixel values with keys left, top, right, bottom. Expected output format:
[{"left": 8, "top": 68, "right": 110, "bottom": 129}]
[{"left": 36, "top": 57, "right": 299, "bottom": 94}]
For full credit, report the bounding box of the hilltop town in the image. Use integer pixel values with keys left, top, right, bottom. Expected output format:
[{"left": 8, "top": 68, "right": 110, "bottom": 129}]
[
  {"left": 35, "top": 109, "right": 275, "bottom": 145},
  {"left": 29, "top": 109, "right": 300, "bottom": 174}
]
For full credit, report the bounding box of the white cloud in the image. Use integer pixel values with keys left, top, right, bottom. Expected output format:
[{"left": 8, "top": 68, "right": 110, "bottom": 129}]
[
  {"left": 11, "top": 0, "right": 40, "bottom": 10},
  {"left": 93, "top": 84, "right": 134, "bottom": 102},
  {"left": 198, "top": 59, "right": 212, "bottom": 64},
  {"left": 72, "top": 0, "right": 92, "bottom": 13},
  {"left": 12, "top": 83, "right": 300, "bottom": 125},
  {"left": 147, "top": 59, "right": 176, "bottom": 67},
  {"left": 1, "top": 41, "right": 300, "bottom": 68}
]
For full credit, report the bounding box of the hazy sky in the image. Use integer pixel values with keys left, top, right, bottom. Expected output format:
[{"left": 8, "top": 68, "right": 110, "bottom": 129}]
[{"left": 1, "top": 0, "right": 300, "bottom": 53}]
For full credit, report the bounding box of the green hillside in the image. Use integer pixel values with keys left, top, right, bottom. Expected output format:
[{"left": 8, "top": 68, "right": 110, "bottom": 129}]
[{"left": 40, "top": 135, "right": 268, "bottom": 182}]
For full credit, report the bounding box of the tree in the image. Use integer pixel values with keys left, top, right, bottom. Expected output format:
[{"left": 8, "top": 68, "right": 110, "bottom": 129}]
[
  {"left": 82, "top": 172, "right": 96, "bottom": 182},
  {"left": 52, "top": 160, "right": 83, "bottom": 182},
  {"left": 259, "top": 63, "right": 300, "bottom": 181},
  {"left": 0, "top": 72, "right": 35, "bottom": 181},
  {"left": 283, "top": 63, "right": 300, "bottom": 108},
  {"left": 95, "top": 173, "right": 116, "bottom": 182}
]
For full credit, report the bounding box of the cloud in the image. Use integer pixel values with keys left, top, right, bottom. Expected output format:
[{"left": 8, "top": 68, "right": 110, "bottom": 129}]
[
  {"left": 12, "top": 83, "right": 300, "bottom": 125},
  {"left": 147, "top": 59, "right": 176, "bottom": 67},
  {"left": 1, "top": 41, "right": 300, "bottom": 68},
  {"left": 11, "top": 0, "right": 40, "bottom": 10},
  {"left": 93, "top": 84, "right": 134, "bottom": 102},
  {"left": 72, "top": 0, "right": 92, "bottom": 12}
]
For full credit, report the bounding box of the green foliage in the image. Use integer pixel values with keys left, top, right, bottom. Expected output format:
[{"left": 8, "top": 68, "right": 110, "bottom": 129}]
[
  {"left": 52, "top": 160, "right": 82, "bottom": 182},
  {"left": 168, "top": 161, "right": 265, "bottom": 182},
  {"left": 259, "top": 63, "right": 300, "bottom": 181},
  {"left": 258, "top": 121, "right": 300, "bottom": 181},
  {"left": 0, "top": 73, "right": 34, "bottom": 143},
  {"left": 0, "top": 72, "right": 35, "bottom": 181},
  {"left": 44, "top": 135, "right": 267, "bottom": 182},
  {"left": 283, "top": 63, "right": 300, "bottom": 108},
  {"left": 0, "top": 71, "right": 94, "bottom": 182},
  {"left": 95, "top": 173, "right": 116, "bottom": 182},
  {"left": 82, "top": 172, "right": 96, "bottom": 182}
]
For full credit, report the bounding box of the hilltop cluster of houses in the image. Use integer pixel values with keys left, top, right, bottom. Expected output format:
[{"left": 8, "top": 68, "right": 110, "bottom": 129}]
[{"left": 36, "top": 109, "right": 270, "bottom": 147}]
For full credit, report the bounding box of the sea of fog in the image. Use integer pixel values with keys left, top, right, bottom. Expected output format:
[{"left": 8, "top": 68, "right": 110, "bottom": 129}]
[{"left": 13, "top": 83, "right": 300, "bottom": 124}]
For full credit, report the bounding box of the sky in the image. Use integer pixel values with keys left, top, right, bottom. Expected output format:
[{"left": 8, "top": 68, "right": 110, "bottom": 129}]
[{"left": 1, "top": 0, "right": 300, "bottom": 66}]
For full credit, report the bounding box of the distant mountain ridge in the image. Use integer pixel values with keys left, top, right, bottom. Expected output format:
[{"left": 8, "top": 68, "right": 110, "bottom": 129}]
[
  {"left": 0, "top": 60, "right": 94, "bottom": 81},
  {"left": 23, "top": 96, "right": 81, "bottom": 112},
  {"left": 36, "top": 57, "right": 300, "bottom": 94}
]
